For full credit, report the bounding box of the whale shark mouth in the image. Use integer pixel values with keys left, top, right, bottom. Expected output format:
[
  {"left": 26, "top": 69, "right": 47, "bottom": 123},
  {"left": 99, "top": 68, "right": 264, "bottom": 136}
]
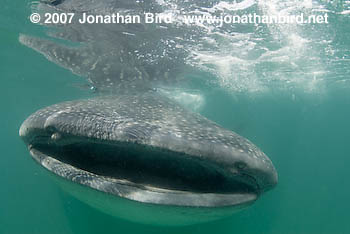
[{"left": 27, "top": 138, "right": 259, "bottom": 207}]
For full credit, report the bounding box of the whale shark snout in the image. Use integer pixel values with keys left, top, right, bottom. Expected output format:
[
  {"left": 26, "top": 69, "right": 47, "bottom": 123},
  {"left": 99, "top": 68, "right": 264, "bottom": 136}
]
[{"left": 19, "top": 91, "right": 277, "bottom": 224}]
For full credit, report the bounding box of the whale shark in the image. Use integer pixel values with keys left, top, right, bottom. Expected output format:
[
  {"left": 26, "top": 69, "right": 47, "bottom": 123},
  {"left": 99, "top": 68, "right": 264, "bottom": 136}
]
[{"left": 19, "top": 0, "right": 277, "bottom": 226}]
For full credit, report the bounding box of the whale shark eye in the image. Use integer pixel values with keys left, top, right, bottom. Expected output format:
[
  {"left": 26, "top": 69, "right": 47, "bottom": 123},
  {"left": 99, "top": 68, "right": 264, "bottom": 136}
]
[
  {"left": 51, "top": 133, "right": 61, "bottom": 141},
  {"left": 235, "top": 162, "right": 247, "bottom": 170}
]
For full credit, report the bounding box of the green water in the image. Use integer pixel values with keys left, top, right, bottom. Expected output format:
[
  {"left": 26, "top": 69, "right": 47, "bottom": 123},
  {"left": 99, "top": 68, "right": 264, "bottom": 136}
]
[{"left": 1, "top": 1, "right": 350, "bottom": 233}]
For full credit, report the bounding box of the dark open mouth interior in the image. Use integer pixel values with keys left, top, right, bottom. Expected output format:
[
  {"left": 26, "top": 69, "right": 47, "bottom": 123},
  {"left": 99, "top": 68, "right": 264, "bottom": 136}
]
[{"left": 32, "top": 140, "right": 258, "bottom": 194}]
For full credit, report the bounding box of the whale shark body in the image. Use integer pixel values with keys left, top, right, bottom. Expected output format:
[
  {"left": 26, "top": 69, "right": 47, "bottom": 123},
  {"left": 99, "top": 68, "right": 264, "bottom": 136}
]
[{"left": 19, "top": 0, "right": 277, "bottom": 225}]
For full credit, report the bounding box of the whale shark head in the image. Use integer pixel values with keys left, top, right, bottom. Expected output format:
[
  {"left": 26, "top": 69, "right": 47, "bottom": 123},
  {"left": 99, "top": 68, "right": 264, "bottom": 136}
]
[{"left": 19, "top": 91, "right": 277, "bottom": 222}]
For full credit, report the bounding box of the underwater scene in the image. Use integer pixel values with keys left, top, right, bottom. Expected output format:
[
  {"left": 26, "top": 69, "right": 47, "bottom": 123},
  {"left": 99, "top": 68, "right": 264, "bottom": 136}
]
[{"left": 1, "top": 0, "right": 350, "bottom": 233}]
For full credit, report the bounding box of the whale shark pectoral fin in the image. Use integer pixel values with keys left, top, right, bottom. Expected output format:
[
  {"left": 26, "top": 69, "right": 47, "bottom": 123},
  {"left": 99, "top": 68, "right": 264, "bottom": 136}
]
[
  {"left": 19, "top": 33, "right": 152, "bottom": 90},
  {"left": 19, "top": 34, "right": 94, "bottom": 77},
  {"left": 47, "top": 27, "right": 90, "bottom": 43}
]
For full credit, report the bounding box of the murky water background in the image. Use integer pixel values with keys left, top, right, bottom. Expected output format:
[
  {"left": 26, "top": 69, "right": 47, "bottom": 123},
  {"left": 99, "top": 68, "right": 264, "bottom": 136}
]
[{"left": 1, "top": 0, "right": 350, "bottom": 233}]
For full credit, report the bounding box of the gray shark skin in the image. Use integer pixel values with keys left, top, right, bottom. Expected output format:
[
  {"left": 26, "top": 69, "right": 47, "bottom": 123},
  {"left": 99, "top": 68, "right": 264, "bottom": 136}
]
[{"left": 19, "top": 0, "right": 278, "bottom": 225}]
